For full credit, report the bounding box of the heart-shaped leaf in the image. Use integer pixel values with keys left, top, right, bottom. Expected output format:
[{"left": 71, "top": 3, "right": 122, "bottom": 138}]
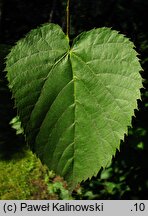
[{"left": 6, "top": 24, "right": 142, "bottom": 189}]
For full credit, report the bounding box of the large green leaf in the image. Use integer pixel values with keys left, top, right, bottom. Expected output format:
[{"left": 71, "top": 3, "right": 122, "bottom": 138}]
[{"left": 6, "top": 24, "right": 142, "bottom": 189}]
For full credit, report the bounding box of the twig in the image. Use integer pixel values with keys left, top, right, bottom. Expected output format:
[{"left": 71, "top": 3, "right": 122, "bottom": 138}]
[{"left": 66, "top": 0, "right": 70, "bottom": 38}]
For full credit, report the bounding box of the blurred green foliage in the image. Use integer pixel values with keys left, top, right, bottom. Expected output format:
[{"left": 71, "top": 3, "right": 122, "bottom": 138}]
[
  {"left": 10, "top": 116, "right": 24, "bottom": 135},
  {"left": 0, "top": 0, "right": 148, "bottom": 199},
  {"left": 0, "top": 148, "right": 72, "bottom": 199},
  {"left": 0, "top": 150, "right": 40, "bottom": 199}
]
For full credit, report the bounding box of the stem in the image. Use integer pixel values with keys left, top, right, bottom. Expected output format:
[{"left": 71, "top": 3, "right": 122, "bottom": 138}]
[{"left": 66, "top": 0, "right": 70, "bottom": 38}]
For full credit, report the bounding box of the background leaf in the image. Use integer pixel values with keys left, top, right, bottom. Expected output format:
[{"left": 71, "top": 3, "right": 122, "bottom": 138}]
[{"left": 6, "top": 24, "right": 142, "bottom": 189}]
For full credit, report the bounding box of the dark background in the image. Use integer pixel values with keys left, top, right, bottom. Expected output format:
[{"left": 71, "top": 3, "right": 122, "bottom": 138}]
[{"left": 0, "top": 0, "right": 148, "bottom": 199}]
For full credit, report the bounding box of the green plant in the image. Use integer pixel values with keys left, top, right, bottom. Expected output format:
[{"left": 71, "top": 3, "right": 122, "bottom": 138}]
[
  {"left": 0, "top": 148, "right": 72, "bottom": 200},
  {"left": 0, "top": 149, "right": 44, "bottom": 199},
  {"left": 5, "top": 1, "right": 142, "bottom": 190}
]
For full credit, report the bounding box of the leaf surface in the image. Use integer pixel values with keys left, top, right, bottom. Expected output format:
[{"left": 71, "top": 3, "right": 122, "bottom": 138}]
[{"left": 6, "top": 24, "right": 142, "bottom": 188}]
